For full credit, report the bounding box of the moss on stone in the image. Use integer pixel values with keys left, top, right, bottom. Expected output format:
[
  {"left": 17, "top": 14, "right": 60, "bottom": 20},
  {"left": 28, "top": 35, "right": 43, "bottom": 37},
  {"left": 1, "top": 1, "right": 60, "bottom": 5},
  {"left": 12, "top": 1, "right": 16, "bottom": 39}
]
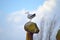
[
  {"left": 56, "top": 30, "right": 60, "bottom": 40},
  {"left": 24, "top": 22, "right": 39, "bottom": 33}
]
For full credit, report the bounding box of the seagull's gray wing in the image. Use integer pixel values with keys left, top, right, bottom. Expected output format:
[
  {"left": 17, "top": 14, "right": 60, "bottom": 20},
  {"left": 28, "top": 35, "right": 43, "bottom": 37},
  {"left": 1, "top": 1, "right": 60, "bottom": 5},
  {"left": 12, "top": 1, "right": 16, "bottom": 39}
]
[{"left": 27, "top": 14, "right": 36, "bottom": 19}]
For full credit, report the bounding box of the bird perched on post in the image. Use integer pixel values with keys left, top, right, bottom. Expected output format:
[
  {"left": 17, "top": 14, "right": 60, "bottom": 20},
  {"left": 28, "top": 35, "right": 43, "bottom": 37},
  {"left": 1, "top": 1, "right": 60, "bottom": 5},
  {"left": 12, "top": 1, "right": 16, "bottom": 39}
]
[{"left": 25, "top": 11, "right": 36, "bottom": 21}]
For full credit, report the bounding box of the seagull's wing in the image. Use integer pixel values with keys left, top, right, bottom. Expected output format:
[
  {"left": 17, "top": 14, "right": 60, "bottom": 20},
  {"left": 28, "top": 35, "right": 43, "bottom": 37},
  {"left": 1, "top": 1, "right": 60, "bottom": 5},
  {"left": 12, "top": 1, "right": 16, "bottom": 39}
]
[
  {"left": 31, "top": 14, "right": 36, "bottom": 17},
  {"left": 27, "top": 14, "right": 36, "bottom": 19},
  {"left": 27, "top": 14, "right": 32, "bottom": 19},
  {"left": 25, "top": 11, "right": 29, "bottom": 14}
]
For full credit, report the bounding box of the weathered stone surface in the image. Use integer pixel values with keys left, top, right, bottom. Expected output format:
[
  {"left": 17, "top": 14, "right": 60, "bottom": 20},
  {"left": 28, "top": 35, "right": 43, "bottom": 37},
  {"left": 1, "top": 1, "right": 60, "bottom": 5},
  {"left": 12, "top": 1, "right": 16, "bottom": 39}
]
[
  {"left": 56, "top": 30, "right": 60, "bottom": 40},
  {"left": 24, "top": 22, "right": 39, "bottom": 33}
]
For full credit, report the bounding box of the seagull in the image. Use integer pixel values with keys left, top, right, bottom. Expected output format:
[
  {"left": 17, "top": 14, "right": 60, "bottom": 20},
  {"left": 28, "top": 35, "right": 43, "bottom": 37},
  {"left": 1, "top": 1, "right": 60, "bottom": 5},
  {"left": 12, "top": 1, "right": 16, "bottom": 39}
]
[{"left": 25, "top": 11, "right": 36, "bottom": 21}]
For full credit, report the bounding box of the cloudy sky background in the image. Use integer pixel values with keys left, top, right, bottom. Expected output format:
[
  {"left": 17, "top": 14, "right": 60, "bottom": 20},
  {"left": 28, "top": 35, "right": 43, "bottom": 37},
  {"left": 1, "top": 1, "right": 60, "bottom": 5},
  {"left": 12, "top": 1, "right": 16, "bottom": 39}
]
[{"left": 0, "top": 0, "right": 60, "bottom": 40}]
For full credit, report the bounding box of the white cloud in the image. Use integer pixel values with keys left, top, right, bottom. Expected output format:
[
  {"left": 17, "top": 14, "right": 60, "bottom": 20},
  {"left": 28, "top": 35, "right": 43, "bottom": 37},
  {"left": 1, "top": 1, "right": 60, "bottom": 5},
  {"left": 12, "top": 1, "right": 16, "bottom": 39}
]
[
  {"left": 32, "top": 0, "right": 60, "bottom": 40},
  {"left": 31, "top": 0, "right": 56, "bottom": 26},
  {"left": 7, "top": 9, "right": 28, "bottom": 25},
  {"left": 7, "top": 0, "right": 56, "bottom": 24},
  {"left": 6, "top": 9, "right": 28, "bottom": 40},
  {"left": 6, "top": 0, "right": 60, "bottom": 40}
]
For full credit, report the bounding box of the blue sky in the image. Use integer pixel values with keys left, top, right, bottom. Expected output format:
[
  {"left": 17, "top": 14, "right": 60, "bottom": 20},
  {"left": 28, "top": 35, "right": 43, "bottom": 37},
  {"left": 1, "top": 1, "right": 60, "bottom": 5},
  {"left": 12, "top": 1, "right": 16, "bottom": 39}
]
[
  {"left": 0, "top": 0, "right": 60, "bottom": 40},
  {"left": 0, "top": 0, "right": 44, "bottom": 40},
  {"left": 1, "top": 0, "right": 44, "bottom": 14}
]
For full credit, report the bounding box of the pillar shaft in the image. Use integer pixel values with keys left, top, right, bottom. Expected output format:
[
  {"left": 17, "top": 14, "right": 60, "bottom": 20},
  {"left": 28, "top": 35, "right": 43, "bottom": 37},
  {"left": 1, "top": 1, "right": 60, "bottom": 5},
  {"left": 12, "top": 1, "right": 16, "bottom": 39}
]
[{"left": 26, "top": 32, "right": 33, "bottom": 40}]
